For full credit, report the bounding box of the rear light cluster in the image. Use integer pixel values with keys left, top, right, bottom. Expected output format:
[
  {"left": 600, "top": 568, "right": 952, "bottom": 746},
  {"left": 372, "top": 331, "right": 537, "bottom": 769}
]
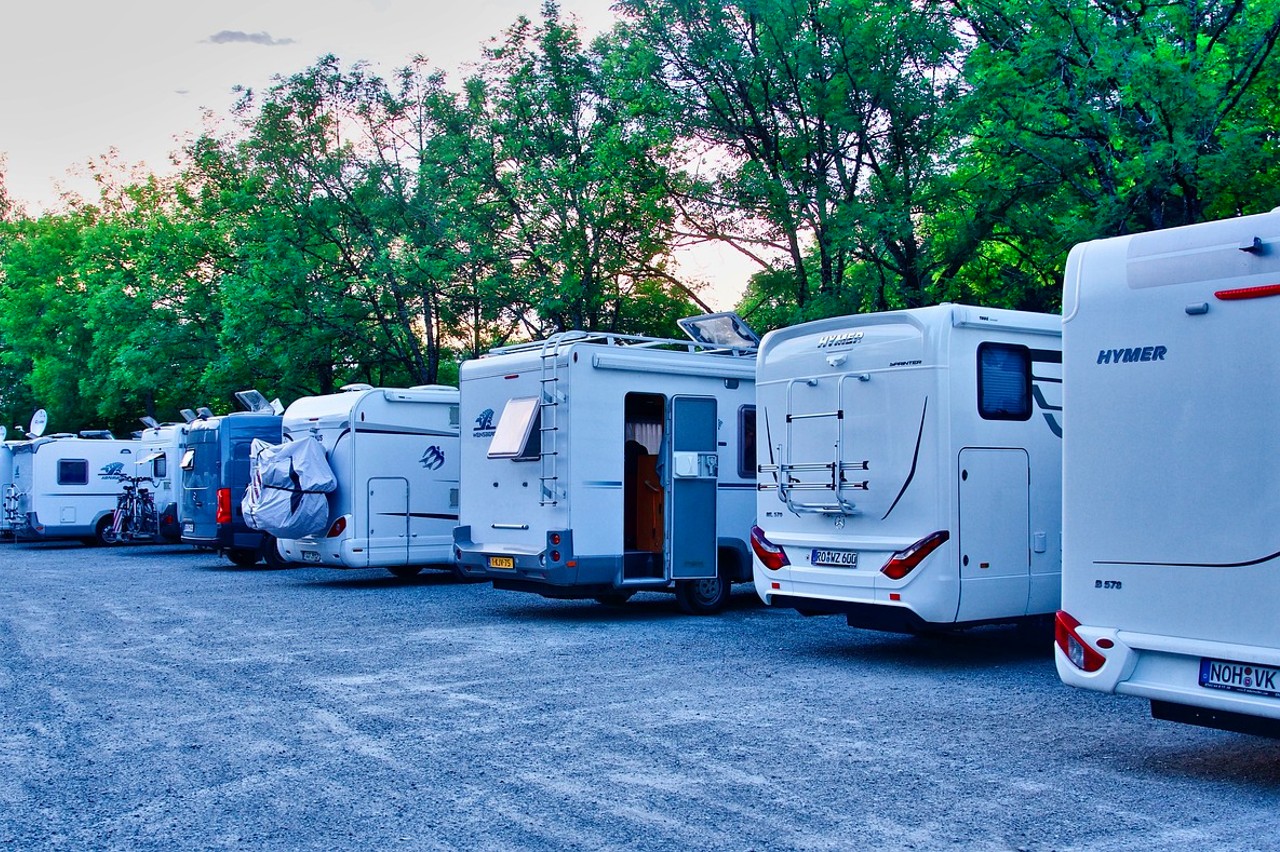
[
  {"left": 750, "top": 526, "right": 790, "bottom": 570},
  {"left": 1055, "top": 610, "right": 1106, "bottom": 672},
  {"left": 327, "top": 517, "right": 347, "bottom": 538},
  {"left": 215, "top": 488, "right": 232, "bottom": 525},
  {"left": 880, "top": 530, "right": 949, "bottom": 580}
]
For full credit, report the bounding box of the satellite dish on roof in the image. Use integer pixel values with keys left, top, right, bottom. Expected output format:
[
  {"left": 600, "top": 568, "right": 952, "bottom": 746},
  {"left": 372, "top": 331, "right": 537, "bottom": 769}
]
[{"left": 28, "top": 409, "right": 47, "bottom": 438}]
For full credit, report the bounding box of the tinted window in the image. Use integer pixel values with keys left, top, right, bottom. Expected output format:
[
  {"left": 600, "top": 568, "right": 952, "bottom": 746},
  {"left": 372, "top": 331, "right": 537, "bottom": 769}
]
[
  {"left": 978, "top": 343, "right": 1031, "bottom": 421},
  {"left": 58, "top": 459, "right": 89, "bottom": 485},
  {"left": 738, "top": 406, "right": 757, "bottom": 478},
  {"left": 153, "top": 456, "right": 168, "bottom": 479}
]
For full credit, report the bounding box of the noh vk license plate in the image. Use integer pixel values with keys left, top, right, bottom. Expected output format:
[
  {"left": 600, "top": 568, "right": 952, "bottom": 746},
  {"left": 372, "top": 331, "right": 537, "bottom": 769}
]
[
  {"left": 811, "top": 548, "right": 857, "bottom": 568},
  {"left": 1199, "top": 658, "right": 1280, "bottom": 698}
]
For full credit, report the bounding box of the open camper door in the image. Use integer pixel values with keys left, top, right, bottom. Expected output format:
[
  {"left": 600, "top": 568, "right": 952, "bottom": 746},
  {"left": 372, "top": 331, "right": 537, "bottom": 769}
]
[{"left": 667, "top": 395, "right": 718, "bottom": 580}]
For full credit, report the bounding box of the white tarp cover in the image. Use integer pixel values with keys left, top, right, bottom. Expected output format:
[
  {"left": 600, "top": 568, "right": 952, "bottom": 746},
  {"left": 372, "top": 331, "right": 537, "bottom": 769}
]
[{"left": 242, "top": 437, "right": 337, "bottom": 539}]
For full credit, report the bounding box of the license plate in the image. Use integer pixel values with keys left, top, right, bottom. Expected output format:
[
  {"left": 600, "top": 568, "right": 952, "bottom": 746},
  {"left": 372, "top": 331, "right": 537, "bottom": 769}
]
[
  {"left": 302, "top": 551, "right": 321, "bottom": 564},
  {"left": 488, "top": 556, "right": 515, "bottom": 570},
  {"left": 1199, "top": 658, "right": 1280, "bottom": 698},
  {"left": 811, "top": 548, "right": 857, "bottom": 568},
  {"left": 183, "top": 521, "right": 194, "bottom": 533}
]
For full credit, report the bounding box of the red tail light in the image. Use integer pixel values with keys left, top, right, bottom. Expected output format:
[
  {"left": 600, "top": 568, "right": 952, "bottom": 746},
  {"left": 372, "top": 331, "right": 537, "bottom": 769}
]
[
  {"left": 750, "top": 525, "right": 790, "bottom": 571},
  {"left": 215, "top": 488, "right": 231, "bottom": 525},
  {"left": 1055, "top": 610, "right": 1106, "bottom": 672},
  {"left": 1215, "top": 283, "right": 1280, "bottom": 301},
  {"left": 880, "top": 530, "right": 950, "bottom": 580},
  {"left": 327, "top": 516, "right": 347, "bottom": 538}
]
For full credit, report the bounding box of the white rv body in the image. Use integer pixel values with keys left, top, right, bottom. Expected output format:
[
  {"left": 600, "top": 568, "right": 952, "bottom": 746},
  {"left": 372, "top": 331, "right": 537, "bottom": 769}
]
[
  {"left": 1056, "top": 208, "right": 1280, "bottom": 737},
  {"left": 751, "top": 305, "right": 1063, "bottom": 632},
  {"left": 4, "top": 434, "right": 137, "bottom": 543},
  {"left": 453, "top": 327, "right": 757, "bottom": 613},
  {"left": 137, "top": 422, "right": 189, "bottom": 541},
  {"left": 0, "top": 442, "right": 17, "bottom": 537},
  {"left": 274, "top": 385, "right": 461, "bottom": 575}
]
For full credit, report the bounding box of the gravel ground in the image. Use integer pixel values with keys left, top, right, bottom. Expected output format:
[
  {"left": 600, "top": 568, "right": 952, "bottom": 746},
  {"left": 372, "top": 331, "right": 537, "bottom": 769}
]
[{"left": 0, "top": 542, "right": 1277, "bottom": 851}]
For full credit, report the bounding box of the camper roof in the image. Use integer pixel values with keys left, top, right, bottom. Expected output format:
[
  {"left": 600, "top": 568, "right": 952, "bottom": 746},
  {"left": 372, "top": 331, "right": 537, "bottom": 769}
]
[{"left": 486, "top": 313, "right": 759, "bottom": 359}]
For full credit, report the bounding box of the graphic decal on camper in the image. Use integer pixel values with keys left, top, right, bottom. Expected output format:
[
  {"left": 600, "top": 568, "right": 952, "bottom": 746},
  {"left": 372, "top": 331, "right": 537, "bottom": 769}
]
[
  {"left": 473, "top": 409, "right": 496, "bottom": 438},
  {"left": 420, "top": 445, "right": 446, "bottom": 471},
  {"left": 99, "top": 462, "right": 125, "bottom": 478},
  {"left": 1031, "top": 349, "right": 1064, "bottom": 438}
]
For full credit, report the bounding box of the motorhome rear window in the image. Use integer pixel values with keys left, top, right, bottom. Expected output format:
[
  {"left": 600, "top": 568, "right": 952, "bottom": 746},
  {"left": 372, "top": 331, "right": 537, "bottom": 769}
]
[
  {"left": 487, "top": 397, "right": 541, "bottom": 460},
  {"left": 977, "top": 343, "right": 1032, "bottom": 421},
  {"left": 154, "top": 456, "right": 167, "bottom": 479},
  {"left": 58, "top": 459, "right": 89, "bottom": 485},
  {"left": 738, "top": 405, "right": 757, "bottom": 478}
]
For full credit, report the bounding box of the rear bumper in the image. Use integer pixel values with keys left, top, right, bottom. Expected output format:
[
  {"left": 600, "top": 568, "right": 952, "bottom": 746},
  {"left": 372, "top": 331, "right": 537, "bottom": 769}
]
[
  {"left": 453, "top": 525, "right": 665, "bottom": 597},
  {"left": 1055, "top": 626, "right": 1280, "bottom": 731}
]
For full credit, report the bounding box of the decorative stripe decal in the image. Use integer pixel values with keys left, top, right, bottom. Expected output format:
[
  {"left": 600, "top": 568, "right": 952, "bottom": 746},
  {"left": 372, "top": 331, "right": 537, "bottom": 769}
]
[
  {"left": 376, "top": 512, "right": 460, "bottom": 521},
  {"left": 881, "top": 397, "right": 928, "bottom": 521},
  {"left": 1096, "top": 550, "right": 1280, "bottom": 569}
]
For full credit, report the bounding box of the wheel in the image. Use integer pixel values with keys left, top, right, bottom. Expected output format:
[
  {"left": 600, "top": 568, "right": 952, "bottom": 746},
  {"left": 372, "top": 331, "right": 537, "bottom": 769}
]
[
  {"left": 387, "top": 565, "right": 424, "bottom": 579},
  {"left": 227, "top": 548, "right": 260, "bottom": 567},
  {"left": 90, "top": 515, "right": 117, "bottom": 546},
  {"left": 674, "top": 576, "right": 730, "bottom": 615},
  {"left": 594, "top": 591, "right": 636, "bottom": 607},
  {"left": 261, "top": 536, "right": 287, "bottom": 568}
]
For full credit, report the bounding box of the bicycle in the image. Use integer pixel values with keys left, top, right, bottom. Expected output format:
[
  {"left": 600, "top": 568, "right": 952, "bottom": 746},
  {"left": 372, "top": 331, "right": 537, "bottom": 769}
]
[{"left": 103, "top": 474, "right": 159, "bottom": 544}]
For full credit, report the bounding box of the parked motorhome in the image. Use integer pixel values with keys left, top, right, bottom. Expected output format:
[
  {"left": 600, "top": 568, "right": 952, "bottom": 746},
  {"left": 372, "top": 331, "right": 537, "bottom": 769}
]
[
  {"left": 750, "top": 304, "right": 1063, "bottom": 633},
  {"left": 136, "top": 419, "right": 189, "bottom": 542},
  {"left": 270, "top": 384, "right": 461, "bottom": 577},
  {"left": 181, "top": 393, "right": 283, "bottom": 566},
  {"left": 5, "top": 431, "right": 137, "bottom": 544},
  {"left": 0, "top": 431, "right": 15, "bottom": 539},
  {"left": 453, "top": 314, "right": 759, "bottom": 614},
  {"left": 1056, "top": 208, "right": 1280, "bottom": 737}
]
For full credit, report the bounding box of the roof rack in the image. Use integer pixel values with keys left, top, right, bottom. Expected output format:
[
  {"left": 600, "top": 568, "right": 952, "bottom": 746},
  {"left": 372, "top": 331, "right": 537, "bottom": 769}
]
[{"left": 486, "top": 313, "right": 758, "bottom": 359}]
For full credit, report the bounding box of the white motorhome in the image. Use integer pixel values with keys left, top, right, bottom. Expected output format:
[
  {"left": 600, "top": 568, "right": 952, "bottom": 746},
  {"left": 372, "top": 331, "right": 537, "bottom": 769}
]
[
  {"left": 1056, "top": 208, "right": 1280, "bottom": 737},
  {"left": 273, "top": 385, "right": 461, "bottom": 577},
  {"left": 751, "top": 304, "right": 1063, "bottom": 633},
  {"left": 453, "top": 314, "right": 759, "bottom": 614},
  {"left": 136, "top": 419, "right": 190, "bottom": 542},
  {"left": 0, "top": 431, "right": 16, "bottom": 538},
  {"left": 5, "top": 430, "right": 137, "bottom": 545}
]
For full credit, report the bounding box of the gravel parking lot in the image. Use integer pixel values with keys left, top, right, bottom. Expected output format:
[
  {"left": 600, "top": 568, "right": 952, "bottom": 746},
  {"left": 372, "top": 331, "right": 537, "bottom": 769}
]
[{"left": 1, "top": 543, "right": 1278, "bottom": 850}]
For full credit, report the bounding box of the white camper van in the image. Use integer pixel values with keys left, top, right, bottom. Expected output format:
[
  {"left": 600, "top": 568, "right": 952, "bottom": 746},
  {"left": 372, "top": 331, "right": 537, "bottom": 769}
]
[
  {"left": 0, "top": 430, "right": 16, "bottom": 539},
  {"left": 453, "top": 314, "right": 759, "bottom": 614},
  {"left": 1056, "top": 208, "right": 1280, "bottom": 737},
  {"left": 750, "top": 304, "right": 1063, "bottom": 632},
  {"left": 136, "top": 419, "right": 190, "bottom": 542},
  {"left": 272, "top": 385, "right": 461, "bottom": 577},
  {"left": 5, "top": 428, "right": 137, "bottom": 545}
]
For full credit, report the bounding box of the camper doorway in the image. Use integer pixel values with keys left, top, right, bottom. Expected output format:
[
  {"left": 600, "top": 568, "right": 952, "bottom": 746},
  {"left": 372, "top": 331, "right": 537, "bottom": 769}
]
[{"left": 623, "top": 393, "right": 664, "bottom": 582}]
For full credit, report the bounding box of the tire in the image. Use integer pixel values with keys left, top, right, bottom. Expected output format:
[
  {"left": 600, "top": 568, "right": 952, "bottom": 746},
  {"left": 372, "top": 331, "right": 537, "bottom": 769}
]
[
  {"left": 387, "top": 565, "right": 424, "bottom": 579},
  {"left": 594, "top": 591, "right": 636, "bottom": 607},
  {"left": 261, "top": 536, "right": 286, "bottom": 568},
  {"left": 674, "top": 576, "right": 730, "bottom": 615},
  {"left": 90, "top": 515, "right": 117, "bottom": 547},
  {"left": 227, "top": 548, "right": 260, "bottom": 567}
]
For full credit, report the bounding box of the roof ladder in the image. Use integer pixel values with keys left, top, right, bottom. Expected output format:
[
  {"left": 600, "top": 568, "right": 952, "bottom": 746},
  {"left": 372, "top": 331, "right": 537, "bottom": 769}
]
[{"left": 537, "top": 337, "right": 567, "bottom": 505}]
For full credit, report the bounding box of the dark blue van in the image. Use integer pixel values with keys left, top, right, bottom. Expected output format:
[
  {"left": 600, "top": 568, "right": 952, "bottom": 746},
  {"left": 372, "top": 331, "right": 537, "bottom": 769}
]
[{"left": 180, "top": 406, "right": 283, "bottom": 566}]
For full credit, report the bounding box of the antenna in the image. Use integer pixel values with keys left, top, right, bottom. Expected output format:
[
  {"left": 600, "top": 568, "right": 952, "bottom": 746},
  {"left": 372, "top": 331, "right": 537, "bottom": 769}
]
[
  {"left": 28, "top": 409, "right": 47, "bottom": 438},
  {"left": 179, "top": 409, "right": 197, "bottom": 423},
  {"left": 139, "top": 415, "right": 160, "bottom": 429}
]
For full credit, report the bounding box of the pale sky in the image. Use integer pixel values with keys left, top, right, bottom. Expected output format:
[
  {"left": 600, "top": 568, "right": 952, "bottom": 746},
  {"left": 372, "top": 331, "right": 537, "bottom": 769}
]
[{"left": 0, "top": 0, "right": 756, "bottom": 308}]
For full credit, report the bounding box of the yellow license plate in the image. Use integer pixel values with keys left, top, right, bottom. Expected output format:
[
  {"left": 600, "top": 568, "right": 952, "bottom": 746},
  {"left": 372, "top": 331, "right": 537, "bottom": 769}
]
[{"left": 488, "top": 556, "right": 515, "bottom": 570}]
